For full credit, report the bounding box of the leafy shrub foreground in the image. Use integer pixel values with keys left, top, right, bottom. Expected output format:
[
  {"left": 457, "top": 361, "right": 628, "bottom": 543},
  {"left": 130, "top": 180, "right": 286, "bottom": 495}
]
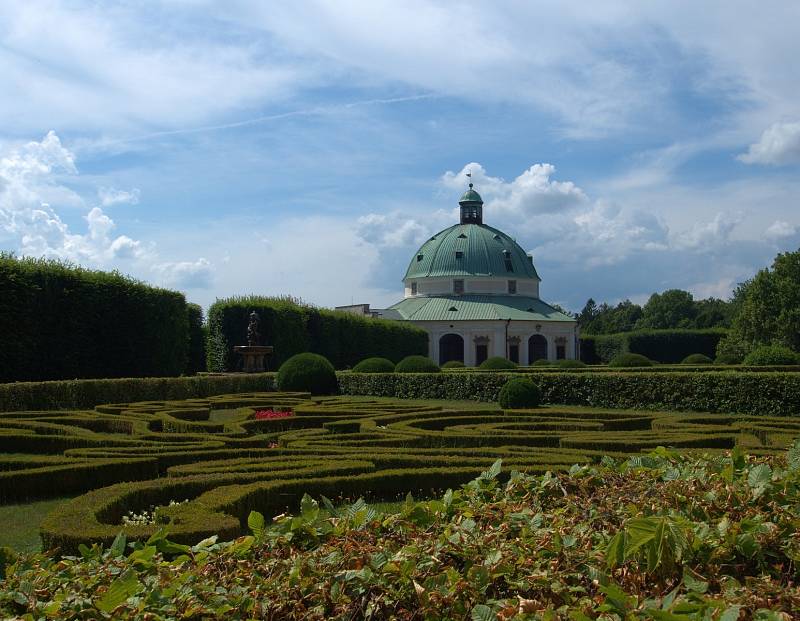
[{"left": 3, "top": 448, "right": 800, "bottom": 619}]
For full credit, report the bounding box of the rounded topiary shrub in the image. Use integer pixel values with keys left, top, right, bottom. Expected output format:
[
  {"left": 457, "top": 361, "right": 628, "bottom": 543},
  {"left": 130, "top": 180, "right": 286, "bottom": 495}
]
[
  {"left": 478, "top": 356, "right": 518, "bottom": 370},
  {"left": 276, "top": 353, "right": 338, "bottom": 394},
  {"left": 498, "top": 378, "right": 542, "bottom": 409},
  {"left": 608, "top": 353, "right": 653, "bottom": 367},
  {"left": 352, "top": 357, "right": 395, "bottom": 373},
  {"left": 442, "top": 360, "right": 466, "bottom": 369},
  {"left": 742, "top": 345, "right": 800, "bottom": 366},
  {"left": 681, "top": 353, "right": 713, "bottom": 365},
  {"left": 531, "top": 359, "right": 552, "bottom": 367},
  {"left": 554, "top": 359, "right": 587, "bottom": 369},
  {"left": 714, "top": 352, "right": 741, "bottom": 365},
  {"left": 395, "top": 355, "right": 440, "bottom": 373}
]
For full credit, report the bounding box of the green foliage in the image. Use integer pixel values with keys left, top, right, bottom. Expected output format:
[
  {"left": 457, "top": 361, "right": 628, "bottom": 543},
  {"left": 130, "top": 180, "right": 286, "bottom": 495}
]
[
  {"left": 351, "top": 357, "right": 395, "bottom": 373},
  {"left": 497, "top": 378, "right": 541, "bottom": 408},
  {"left": 555, "top": 359, "right": 587, "bottom": 368},
  {"left": 394, "top": 355, "right": 440, "bottom": 373},
  {"left": 185, "top": 303, "right": 206, "bottom": 374},
  {"left": 477, "top": 356, "right": 517, "bottom": 370},
  {"left": 276, "top": 353, "right": 338, "bottom": 395},
  {"left": 531, "top": 358, "right": 552, "bottom": 366},
  {"left": 715, "top": 351, "right": 742, "bottom": 365},
  {"left": 578, "top": 298, "right": 643, "bottom": 334},
  {"left": 681, "top": 353, "right": 713, "bottom": 365},
  {"left": 441, "top": 360, "right": 465, "bottom": 369},
  {"left": 608, "top": 353, "right": 653, "bottom": 367},
  {"left": 206, "top": 295, "right": 427, "bottom": 371},
  {"left": 743, "top": 345, "right": 800, "bottom": 366},
  {"left": 0, "top": 254, "right": 190, "bottom": 381},
  {"left": 579, "top": 292, "right": 735, "bottom": 334},
  {"left": 4, "top": 452, "right": 800, "bottom": 618},
  {"left": 339, "top": 371, "right": 800, "bottom": 416},
  {"left": 637, "top": 289, "right": 697, "bottom": 329},
  {"left": 0, "top": 373, "right": 275, "bottom": 412},
  {"left": 581, "top": 329, "right": 726, "bottom": 364},
  {"left": 727, "top": 247, "right": 800, "bottom": 354}
]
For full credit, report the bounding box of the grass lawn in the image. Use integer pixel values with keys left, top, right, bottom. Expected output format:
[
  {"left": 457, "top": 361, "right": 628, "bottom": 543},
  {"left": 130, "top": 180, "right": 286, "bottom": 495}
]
[{"left": 0, "top": 497, "right": 72, "bottom": 553}]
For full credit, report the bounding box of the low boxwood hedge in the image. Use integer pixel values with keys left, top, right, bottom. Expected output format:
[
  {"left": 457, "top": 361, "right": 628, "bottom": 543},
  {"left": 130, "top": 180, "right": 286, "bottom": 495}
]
[
  {"left": 743, "top": 345, "right": 800, "bottom": 366},
  {"left": 478, "top": 357, "right": 518, "bottom": 370},
  {"left": 394, "top": 356, "right": 440, "bottom": 373},
  {"left": 276, "top": 353, "right": 338, "bottom": 395},
  {"left": 608, "top": 353, "right": 653, "bottom": 367},
  {"left": 352, "top": 357, "right": 396, "bottom": 373},
  {"left": 337, "top": 371, "right": 800, "bottom": 416}
]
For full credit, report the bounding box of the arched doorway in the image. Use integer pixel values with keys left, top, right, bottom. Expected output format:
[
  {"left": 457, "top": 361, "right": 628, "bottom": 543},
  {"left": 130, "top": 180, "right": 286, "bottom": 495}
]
[
  {"left": 528, "top": 334, "right": 548, "bottom": 363},
  {"left": 439, "top": 333, "right": 464, "bottom": 365}
]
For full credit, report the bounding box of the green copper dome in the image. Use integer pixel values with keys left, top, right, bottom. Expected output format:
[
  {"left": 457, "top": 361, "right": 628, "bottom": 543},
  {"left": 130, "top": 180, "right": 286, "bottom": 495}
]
[
  {"left": 404, "top": 223, "right": 540, "bottom": 280},
  {"left": 459, "top": 187, "right": 483, "bottom": 204}
]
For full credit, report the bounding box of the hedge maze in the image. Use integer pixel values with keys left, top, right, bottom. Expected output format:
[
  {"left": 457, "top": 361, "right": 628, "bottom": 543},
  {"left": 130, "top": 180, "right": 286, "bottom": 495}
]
[{"left": 1, "top": 392, "right": 799, "bottom": 554}]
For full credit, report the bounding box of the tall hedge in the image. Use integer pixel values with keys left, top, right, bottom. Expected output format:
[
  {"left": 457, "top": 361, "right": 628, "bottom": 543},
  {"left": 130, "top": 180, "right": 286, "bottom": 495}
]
[
  {"left": 186, "top": 303, "right": 207, "bottom": 374},
  {"left": 206, "top": 296, "right": 428, "bottom": 371},
  {"left": 0, "top": 255, "right": 191, "bottom": 382},
  {"left": 580, "top": 329, "right": 727, "bottom": 364}
]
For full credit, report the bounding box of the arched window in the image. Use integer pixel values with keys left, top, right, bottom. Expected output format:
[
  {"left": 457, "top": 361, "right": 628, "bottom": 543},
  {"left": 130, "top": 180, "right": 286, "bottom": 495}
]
[
  {"left": 528, "top": 334, "right": 548, "bottom": 363},
  {"left": 439, "top": 334, "right": 464, "bottom": 365}
]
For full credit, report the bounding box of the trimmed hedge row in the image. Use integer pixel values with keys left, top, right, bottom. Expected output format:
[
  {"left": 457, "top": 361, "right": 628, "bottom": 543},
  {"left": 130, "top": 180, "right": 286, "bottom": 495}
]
[
  {"left": 206, "top": 296, "right": 428, "bottom": 371},
  {"left": 0, "top": 373, "right": 276, "bottom": 412},
  {"left": 337, "top": 371, "right": 800, "bottom": 416},
  {"left": 580, "top": 328, "right": 728, "bottom": 364},
  {"left": 0, "top": 390, "right": 794, "bottom": 551},
  {"left": 0, "top": 254, "right": 195, "bottom": 381}
]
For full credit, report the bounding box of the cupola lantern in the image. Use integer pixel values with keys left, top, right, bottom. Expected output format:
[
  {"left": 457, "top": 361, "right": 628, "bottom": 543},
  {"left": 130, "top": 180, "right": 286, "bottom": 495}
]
[{"left": 458, "top": 183, "right": 483, "bottom": 224}]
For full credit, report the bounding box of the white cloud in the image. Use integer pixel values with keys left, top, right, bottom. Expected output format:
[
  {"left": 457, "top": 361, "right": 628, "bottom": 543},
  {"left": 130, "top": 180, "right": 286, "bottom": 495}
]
[
  {"left": 98, "top": 187, "right": 140, "bottom": 207},
  {"left": 0, "top": 1, "right": 306, "bottom": 134},
  {"left": 356, "top": 213, "right": 430, "bottom": 248},
  {"left": 0, "top": 131, "right": 215, "bottom": 288},
  {"left": 153, "top": 258, "right": 213, "bottom": 290},
  {"left": 739, "top": 121, "right": 800, "bottom": 165},
  {"left": 765, "top": 220, "right": 797, "bottom": 239},
  {"left": 442, "top": 162, "right": 587, "bottom": 218},
  {"left": 672, "top": 212, "right": 741, "bottom": 250}
]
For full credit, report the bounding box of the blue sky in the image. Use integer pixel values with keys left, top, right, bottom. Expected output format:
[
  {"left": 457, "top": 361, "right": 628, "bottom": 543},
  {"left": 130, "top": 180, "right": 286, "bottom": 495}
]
[{"left": 1, "top": 1, "right": 799, "bottom": 312}]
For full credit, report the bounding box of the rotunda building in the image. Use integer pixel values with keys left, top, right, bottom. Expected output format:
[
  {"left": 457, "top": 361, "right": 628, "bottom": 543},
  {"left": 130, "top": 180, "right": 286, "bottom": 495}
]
[{"left": 385, "top": 184, "right": 578, "bottom": 366}]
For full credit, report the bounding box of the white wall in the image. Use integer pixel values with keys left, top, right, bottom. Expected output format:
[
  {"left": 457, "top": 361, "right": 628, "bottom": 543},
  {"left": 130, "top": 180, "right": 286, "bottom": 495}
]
[
  {"left": 418, "top": 319, "right": 578, "bottom": 365},
  {"left": 404, "top": 276, "right": 540, "bottom": 298}
]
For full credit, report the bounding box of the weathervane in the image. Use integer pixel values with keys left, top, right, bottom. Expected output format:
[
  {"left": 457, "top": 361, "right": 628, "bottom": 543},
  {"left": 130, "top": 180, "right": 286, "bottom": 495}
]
[{"left": 466, "top": 170, "right": 473, "bottom": 189}]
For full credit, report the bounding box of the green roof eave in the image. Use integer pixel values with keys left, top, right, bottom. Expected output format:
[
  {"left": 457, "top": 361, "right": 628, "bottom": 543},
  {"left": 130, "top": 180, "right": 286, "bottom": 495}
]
[{"left": 387, "top": 295, "right": 575, "bottom": 322}]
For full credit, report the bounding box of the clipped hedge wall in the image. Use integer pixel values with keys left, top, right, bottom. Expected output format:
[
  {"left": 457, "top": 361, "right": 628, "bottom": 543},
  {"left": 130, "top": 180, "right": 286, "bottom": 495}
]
[
  {"left": 0, "top": 373, "right": 276, "bottom": 412},
  {"left": 206, "top": 296, "right": 427, "bottom": 371},
  {"left": 0, "top": 254, "right": 192, "bottom": 382},
  {"left": 186, "top": 303, "right": 207, "bottom": 374},
  {"left": 580, "top": 329, "right": 728, "bottom": 364},
  {"left": 337, "top": 371, "right": 800, "bottom": 416}
]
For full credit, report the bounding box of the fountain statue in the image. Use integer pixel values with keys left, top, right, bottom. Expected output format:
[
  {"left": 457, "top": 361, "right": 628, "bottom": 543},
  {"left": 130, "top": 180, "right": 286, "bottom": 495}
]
[{"left": 234, "top": 310, "right": 273, "bottom": 372}]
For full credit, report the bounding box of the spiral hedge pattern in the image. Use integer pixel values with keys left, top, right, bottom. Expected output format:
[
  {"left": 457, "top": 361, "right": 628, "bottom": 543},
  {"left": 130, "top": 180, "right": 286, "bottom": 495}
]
[{"left": 1, "top": 392, "right": 798, "bottom": 553}]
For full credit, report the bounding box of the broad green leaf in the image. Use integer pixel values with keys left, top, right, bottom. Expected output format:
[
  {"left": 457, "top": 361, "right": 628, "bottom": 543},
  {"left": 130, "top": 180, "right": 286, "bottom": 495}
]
[
  {"left": 485, "top": 459, "right": 502, "bottom": 479},
  {"left": 320, "top": 494, "right": 339, "bottom": 517},
  {"left": 95, "top": 570, "right": 139, "bottom": 613},
  {"left": 605, "top": 531, "right": 626, "bottom": 568},
  {"left": 248, "top": 511, "right": 265, "bottom": 537},
  {"left": 748, "top": 463, "right": 772, "bottom": 489},
  {"left": 109, "top": 532, "right": 126, "bottom": 558},
  {"left": 470, "top": 603, "right": 496, "bottom": 621},
  {"left": 300, "top": 493, "right": 320, "bottom": 523},
  {"left": 682, "top": 567, "right": 709, "bottom": 593},
  {"left": 720, "top": 606, "right": 741, "bottom": 621}
]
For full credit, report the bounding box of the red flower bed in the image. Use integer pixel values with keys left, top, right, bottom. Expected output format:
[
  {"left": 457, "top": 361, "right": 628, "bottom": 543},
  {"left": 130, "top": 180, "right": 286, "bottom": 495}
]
[{"left": 254, "top": 409, "right": 293, "bottom": 420}]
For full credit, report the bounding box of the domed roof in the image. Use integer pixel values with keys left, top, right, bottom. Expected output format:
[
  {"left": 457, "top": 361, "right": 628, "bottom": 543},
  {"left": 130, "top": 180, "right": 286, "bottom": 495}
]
[
  {"left": 459, "top": 186, "right": 483, "bottom": 204},
  {"left": 404, "top": 223, "right": 540, "bottom": 280}
]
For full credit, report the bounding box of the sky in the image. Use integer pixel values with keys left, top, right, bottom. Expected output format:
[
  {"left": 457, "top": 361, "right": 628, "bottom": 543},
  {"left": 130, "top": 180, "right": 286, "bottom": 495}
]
[{"left": 1, "top": 1, "right": 799, "bottom": 313}]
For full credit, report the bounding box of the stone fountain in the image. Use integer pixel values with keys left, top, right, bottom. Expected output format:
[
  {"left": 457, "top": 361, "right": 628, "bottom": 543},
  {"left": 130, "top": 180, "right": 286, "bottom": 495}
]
[{"left": 233, "top": 310, "right": 273, "bottom": 372}]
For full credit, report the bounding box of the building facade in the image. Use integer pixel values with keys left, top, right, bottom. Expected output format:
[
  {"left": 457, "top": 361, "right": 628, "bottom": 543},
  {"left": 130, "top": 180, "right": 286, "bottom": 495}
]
[{"left": 379, "top": 184, "right": 579, "bottom": 365}]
